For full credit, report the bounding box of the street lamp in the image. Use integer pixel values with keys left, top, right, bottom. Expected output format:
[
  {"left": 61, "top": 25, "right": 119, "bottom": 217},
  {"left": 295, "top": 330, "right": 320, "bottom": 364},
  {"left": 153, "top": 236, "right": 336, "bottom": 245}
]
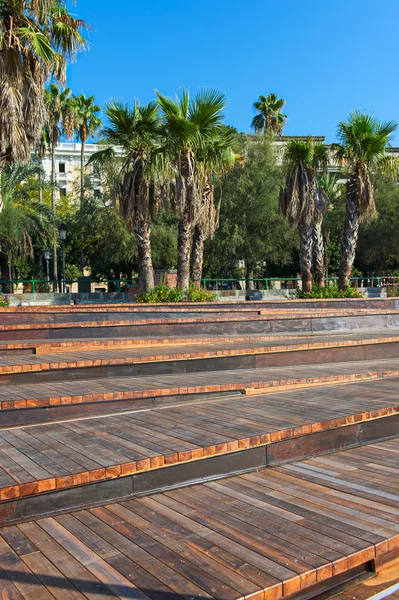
[
  {"left": 59, "top": 223, "right": 67, "bottom": 294},
  {"left": 44, "top": 247, "right": 50, "bottom": 283}
]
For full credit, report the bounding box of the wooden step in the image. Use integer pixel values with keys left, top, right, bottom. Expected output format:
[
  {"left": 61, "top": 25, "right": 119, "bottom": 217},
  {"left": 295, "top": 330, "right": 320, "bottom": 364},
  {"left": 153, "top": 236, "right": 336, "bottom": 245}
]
[
  {"left": 328, "top": 559, "right": 399, "bottom": 599},
  {"left": 2, "top": 357, "right": 399, "bottom": 426},
  {"left": 2, "top": 296, "right": 399, "bottom": 311},
  {"left": 1, "top": 309, "right": 399, "bottom": 341},
  {"left": 1, "top": 438, "right": 399, "bottom": 599},
  {"left": 0, "top": 332, "right": 319, "bottom": 355},
  {"left": 1, "top": 333, "right": 399, "bottom": 385},
  {"left": 1, "top": 376, "right": 399, "bottom": 525}
]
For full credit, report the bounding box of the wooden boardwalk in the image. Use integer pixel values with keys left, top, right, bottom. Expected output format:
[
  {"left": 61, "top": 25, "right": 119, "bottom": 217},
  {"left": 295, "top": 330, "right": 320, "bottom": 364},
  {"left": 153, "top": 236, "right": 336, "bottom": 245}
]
[
  {"left": 0, "top": 375, "right": 399, "bottom": 506},
  {"left": 1, "top": 330, "right": 399, "bottom": 375},
  {"left": 2, "top": 301, "right": 399, "bottom": 597},
  {"left": 2, "top": 307, "right": 399, "bottom": 342},
  {"left": 2, "top": 356, "right": 399, "bottom": 415},
  {"left": 1, "top": 438, "right": 399, "bottom": 599}
]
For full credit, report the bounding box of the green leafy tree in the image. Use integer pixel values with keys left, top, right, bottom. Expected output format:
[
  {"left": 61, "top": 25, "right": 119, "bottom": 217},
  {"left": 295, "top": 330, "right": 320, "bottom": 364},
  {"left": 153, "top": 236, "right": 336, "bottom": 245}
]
[
  {"left": 151, "top": 211, "right": 178, "bottom": 270},
  {"left": 157, "top": 88, "right": 228, "bottom": 291},
  {"left": 251, "top": 94, "right": 287, "bottom": 135},
  {"left": 356, "top": 175, "right": 399, "bottom": 275},
  {"left": 0, "top": 163, "right": 55, "bottom": 289},
  {"left": 279, "top": 139, "right": 328, "bottom": 291},
  {"left": 333, "top": 111, "right": 398, "bottom": 289},
  {"left": 206, "top": 137, "right": 297, "bottom": 287}
]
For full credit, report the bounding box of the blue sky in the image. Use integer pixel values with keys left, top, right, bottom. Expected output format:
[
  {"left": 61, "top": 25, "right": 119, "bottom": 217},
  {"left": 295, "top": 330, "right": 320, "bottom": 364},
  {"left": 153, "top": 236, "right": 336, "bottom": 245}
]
[{"left": 67, "top": 0, "right": 399, "bottom": 143}]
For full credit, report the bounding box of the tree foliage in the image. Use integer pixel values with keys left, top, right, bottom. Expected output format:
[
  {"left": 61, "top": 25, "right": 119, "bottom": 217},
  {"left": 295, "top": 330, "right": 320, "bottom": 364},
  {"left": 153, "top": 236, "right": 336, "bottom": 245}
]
[{"left": 205, "top": 136, "right": 298, "bottom": 281}]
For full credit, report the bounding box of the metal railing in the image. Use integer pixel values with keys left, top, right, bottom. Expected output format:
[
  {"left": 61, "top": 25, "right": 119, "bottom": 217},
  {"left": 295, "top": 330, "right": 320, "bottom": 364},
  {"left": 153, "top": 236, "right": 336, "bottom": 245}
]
[
  {"left": 0, "top": 279, "right": 138, "bottom": 294},
  {"left": 1, "top": 275, "right": 399, "bottom": 294},
  {"left": 201, "top": 276, "right": 394, "bottom": 291}
]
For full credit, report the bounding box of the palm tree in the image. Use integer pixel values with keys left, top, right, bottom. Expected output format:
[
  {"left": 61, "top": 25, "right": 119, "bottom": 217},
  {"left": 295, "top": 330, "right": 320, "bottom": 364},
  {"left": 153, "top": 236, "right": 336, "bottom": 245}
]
[
  {"left": 35, "top": 130, "right": 50, "bottom": 205},
  {"left": 333, "top": 112, "right": 398, "bottom": 289},
  {"left": 0, "top": 163, "right": 55, "bottom": 290},
  {"left": 317, "top": 173, "right": 340, "bottom": 282},
  {"left": 156, "top": 89, "right": 227, "bottom": 291},
  {"left": 88, "top": 100, "right": 162, "bottom": 292},
  {"left": 279, "top": 139, "right": 328, "bottom": 292},
  {"left": 73, "top": 94, "right": 102, "bottom": 206},
  {"left": 44, "top": 84, "right": 75, "bottom": 283},
  {"left": 191, "top": 131, "right": 238, "bottom": 287},
  {"left": 0, "top": 1, "right": 87, "bottom": 168},
  {"left": 252, "top": 94, "right": 287, "bottom": 135}
]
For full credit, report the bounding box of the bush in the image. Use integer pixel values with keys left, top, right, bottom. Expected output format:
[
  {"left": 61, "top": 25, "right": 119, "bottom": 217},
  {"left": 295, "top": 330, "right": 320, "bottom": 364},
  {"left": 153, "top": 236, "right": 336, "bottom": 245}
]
[
  {"left": 0, "top": 294, "right": 9, "bottom": 307},
  {"left": 296, "top": 285, "right": 363, "bottom": 299},
  {"left": 187, "top": 286, "right": 217, "bottom": 302},
  {"left": 135, "top": 285, "right": 183, "bottom": 303},
  {"left": 387, "top": 285, "right": 399, "bottom": 297},
  {"left": 136, "top": 284, "right": 217, "bottom": 303}
]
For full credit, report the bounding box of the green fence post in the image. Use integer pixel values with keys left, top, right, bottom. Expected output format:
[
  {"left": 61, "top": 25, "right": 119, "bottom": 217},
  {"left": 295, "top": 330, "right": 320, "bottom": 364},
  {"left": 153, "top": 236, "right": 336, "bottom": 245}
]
[{"left": 31, "top": 280, "right": 36, "bottom": 294}]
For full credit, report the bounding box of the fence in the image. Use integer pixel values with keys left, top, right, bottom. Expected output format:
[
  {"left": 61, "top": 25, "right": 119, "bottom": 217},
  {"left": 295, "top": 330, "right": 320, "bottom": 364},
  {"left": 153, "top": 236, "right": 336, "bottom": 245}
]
[
  {"left": 201, "top": 276, "right": 397, "bottom": 291},
  {"left": 0, "top": 279, "right": 137, "bottom": 294},
  {"left": 1, "top": 275, "right": 399, "bottom": 295}
]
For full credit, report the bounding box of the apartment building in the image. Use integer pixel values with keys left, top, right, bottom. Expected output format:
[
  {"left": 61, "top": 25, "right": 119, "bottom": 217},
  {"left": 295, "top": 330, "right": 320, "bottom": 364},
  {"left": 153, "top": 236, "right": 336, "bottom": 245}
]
[
  {"left": 42, "top": 138, "right": 399, "bottom": 199},
  {"left": 40, "top": 142, "right": 124, "bottom": 199}
]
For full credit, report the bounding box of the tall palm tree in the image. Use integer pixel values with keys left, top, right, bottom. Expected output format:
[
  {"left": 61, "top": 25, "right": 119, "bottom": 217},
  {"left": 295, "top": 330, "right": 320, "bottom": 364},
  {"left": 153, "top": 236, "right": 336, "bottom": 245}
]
[
  {"left": 333, "top": 112, "right": 398, "bottom": 289},
  {"left": 156, "top": 89, "right": 227, "bottom": 291},
  {"left": 35, "top": 130, "right": 49, "bottom": 205},
  {"left": 317, "top": 173, "right": 340, "bottom": 281},
  {"left": 279, "top": 139, "right": 328, "bottom": 292},
  {"left": 252, "top": 94, "right": 287, "bottom": 135},
  {"left": 73, "top": 94, "right": 102, "bottom": 206},
  {"left": 191, "top": 131, "right": 238, "bottom": 287},
  {"left": 0, "top": 1, "right": 87, "bottom": 168},
  {"left": 44, "top": 84, "right": 75, "bottom": 283},
  {"left": 88, "top": 100, "right": 162, "bottom": 292}
]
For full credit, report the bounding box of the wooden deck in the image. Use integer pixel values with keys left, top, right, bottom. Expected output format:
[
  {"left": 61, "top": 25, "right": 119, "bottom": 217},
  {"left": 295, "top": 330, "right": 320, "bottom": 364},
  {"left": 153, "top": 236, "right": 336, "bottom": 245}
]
[
  {"left": 1, "top": 330, "right": 399, "bottom": 377},
  {"left": 2, "top": 302, "right": 399, "bottom": 598},
  {"left": 2, "top": 357, "right": 399, "bottom": 420},
  {"left": 1, "top": 438, "right": 399, "bottom": 599},
  {"left": 1, "top": 375, "right": 399, "bottom": 519},
  {"left": 2, "top": 307, "right": 399, "bottom": 341}
]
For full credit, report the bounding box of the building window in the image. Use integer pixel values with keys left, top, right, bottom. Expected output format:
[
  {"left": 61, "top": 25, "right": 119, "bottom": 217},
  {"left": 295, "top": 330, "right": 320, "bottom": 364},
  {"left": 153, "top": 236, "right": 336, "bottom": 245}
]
[
  {"left": 58, "top": 162, "right": 66, "bottom": 173},
  {"left": 94, "top": 189, "right": 101, "bottom": 199},
  {"left": 59, "top": 187, "right": 67, "bottom": 197}
]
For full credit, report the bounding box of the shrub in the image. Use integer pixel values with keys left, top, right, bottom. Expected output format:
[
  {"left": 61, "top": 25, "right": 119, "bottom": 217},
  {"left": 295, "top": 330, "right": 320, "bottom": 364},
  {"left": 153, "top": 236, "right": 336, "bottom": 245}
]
[
  {"left": 187, "top": 286, "right": 217, "bottom": 302},
  {"left": 296, "top": 285, "right": 363, "bottom": 299},
  {"left": 387, "top": 285, "right": 399, "bottom": 297},
  {"left": 136, "top": 284, "right": 217, "bottom": 303},
  {"left": 0, "top": 294, "right": 9, "bottom": 307}
]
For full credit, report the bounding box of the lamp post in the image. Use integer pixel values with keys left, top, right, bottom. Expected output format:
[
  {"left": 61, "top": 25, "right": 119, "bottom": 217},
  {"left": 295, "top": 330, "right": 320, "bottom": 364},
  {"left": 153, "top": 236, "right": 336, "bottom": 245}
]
[
  {"left": 44, "top": 247, "right": 50, "bottom": 285},
  {"left": 59, "top": 223, "right": 67, "bottom": 294}
]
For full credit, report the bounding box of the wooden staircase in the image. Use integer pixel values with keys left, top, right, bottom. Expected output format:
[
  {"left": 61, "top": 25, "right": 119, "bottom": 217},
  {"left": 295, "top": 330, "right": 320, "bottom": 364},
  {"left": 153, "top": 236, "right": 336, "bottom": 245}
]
[{"left": 1, "top": 299, "right": 399, "bottom": 598}]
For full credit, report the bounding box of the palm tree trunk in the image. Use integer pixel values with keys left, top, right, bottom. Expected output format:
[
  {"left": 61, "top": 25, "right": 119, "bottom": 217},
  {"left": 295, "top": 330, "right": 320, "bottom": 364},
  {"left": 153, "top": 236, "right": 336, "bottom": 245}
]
[
  {"left": 246, "top": 264, "right": 254, "bottom": 290},
  {"left": 312, "top": 222, "right": 325, "bottom": 288},
  {"left": 339, "top": 176, "right": 359, "bottom": 290},
  {"left": 134, "top": 214, "right": 154, "bottom": 292},
  {"left": 191, "top": 224, "right": 205, "bottom": 288},
  {"left": 38, "top": 157, "right": 43, "bottom": 205},
  {"left": 298, "top": 222, "right": 313, "bottom": 293},
  {"left": 0, "top": 167, "right": 3, "bottom": 213},
  {"left": 80, "top": 139, "right": 86, "bottom": 274},
  {"left": 177, "top": 215, "right": 191, "bottom": 291},
  {"left": 51, "top": 137, "right": 58, "bottom": 286},
  {"left": 80, "top": 139, "right": 85, "bottom": 207}
]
